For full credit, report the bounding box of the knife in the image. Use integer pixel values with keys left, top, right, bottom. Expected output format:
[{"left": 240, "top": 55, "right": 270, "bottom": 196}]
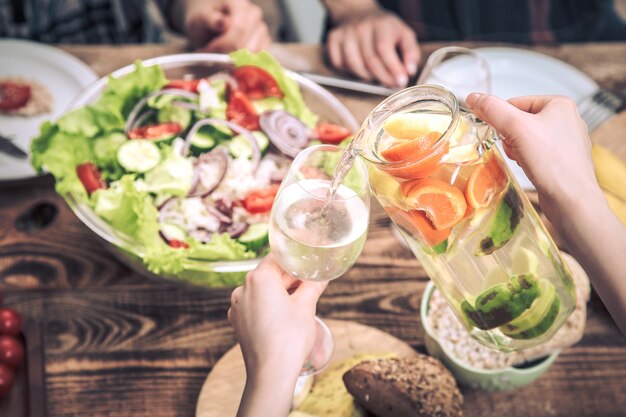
[
  {"left": 0, "top": 135, "right": 28, "bottom": 159},
  {"left": 300, "top": 72, "right": 400, "bottom": 97}
]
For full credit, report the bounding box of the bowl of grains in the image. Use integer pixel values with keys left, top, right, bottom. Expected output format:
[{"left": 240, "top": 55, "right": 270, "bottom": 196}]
[{"left": 419, "top": 253, "right": 589, "bottom": 391}]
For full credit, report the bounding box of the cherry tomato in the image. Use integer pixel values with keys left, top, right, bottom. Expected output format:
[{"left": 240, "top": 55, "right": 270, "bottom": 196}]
[
  {"left": 232, "top": 66, "right": 283, "bottom": 100},
  {"left": 227, "top": 90, "right": 260, "bottom": 131},
  {"left": 128, "top": 122, "right": 182, "bottom": 140},
  {"left": 0, "top": 308, "right": 21, "bottom": 337},
  {"left": 243, "top": 184, "right": 280, "bottom": 214},
  {"left": 164, "top": 79, "right": 201, "bottom": 93},
  {"left": 0, "top": 336, "right": 23, "bottom": 370},
  {"left": 167, "top": 239, "right": 189, "bottom": 249},
  {"left": 314, "top": 123, "right": 352, "bottom": 144},
  {"left": 0, "top": 364, "right": 14, "bottom": 400},
  {"left": 0, "top": 81, "right": 31, "bottom": 111},
  {"left": 76, "top": 163, "right": 107, "bottom": 195}
]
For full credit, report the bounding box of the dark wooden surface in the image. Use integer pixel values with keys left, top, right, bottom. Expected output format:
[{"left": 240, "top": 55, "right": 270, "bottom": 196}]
[{"left": 1, "top": 43, "right": 625, "bottom": 417}]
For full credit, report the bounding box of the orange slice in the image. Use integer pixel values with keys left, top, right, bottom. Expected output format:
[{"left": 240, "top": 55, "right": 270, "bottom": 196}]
[
  {"left": 379, "top": 131, "right": 447, "bottom": 180},
  {"left": 465, "top": 156, "right": 508, "bottom": 209},
  {"left": 401, "top": 178, "right": 467, "bottom": 229},
  {"left": 386, "top": 206, "right": 450, "bottom": 246},
  {"left": 381, "top": 131, "right": 441, "bottom": 162}
]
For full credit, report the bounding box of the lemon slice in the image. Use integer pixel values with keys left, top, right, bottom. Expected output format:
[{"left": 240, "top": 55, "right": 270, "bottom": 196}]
[{"left": 441, "top": 143, "right": 480, "bottom": 164}]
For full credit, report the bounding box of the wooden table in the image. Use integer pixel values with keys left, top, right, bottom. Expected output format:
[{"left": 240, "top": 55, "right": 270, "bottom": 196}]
[{"left": 1, "top": 43, "right": 625, "bottom": 417}]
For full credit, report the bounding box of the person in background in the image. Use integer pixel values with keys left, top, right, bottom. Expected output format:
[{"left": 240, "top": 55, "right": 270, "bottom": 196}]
[
  {"left": 0, "top": 0, "right": 271, "bottom": 52},
  {"left": 321, "top": 0, "right": 626, "bottom": 87},
  {"left": 229, "top": 95, "right": 626, "bottom": 415}
]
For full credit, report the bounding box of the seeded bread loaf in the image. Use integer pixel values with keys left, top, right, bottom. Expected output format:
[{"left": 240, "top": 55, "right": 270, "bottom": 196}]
[{"left": 343, "top": 355, "right": 463, "bottom": 417}]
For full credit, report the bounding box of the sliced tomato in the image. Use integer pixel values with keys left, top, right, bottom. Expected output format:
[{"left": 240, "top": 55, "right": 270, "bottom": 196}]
[
  {"left": 227, "top": 90, "right": 260, "bottom": 131},
  {"left": 168, "top": 239, "right": 189, "bottom": 249},
  {"left": 128, "top": 122, "right": 182, "bottom": 140},
  {"left": 232, "top": 66, "right": 283, "bottom": 99},
  {"left": 165, "top": 79, "right": 201, "bottom": 93},
  {"left": 243, "top": 184, "right": 280, "bottom": 214},
  {"left": 313, "top": 123, "right": 352, "bottom": 144},
  {"left": 76, "top": 163, "right": 107, "bottom": 195},
  {"left": 0, "top": 81, "right": 31, "bottom": 111}
]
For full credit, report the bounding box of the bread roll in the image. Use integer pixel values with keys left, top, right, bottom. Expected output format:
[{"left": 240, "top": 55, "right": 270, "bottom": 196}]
[{"left": 343, "top": 356, "right": 463, "bottom": 417}]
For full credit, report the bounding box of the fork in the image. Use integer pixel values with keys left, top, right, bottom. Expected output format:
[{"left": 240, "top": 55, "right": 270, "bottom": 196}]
[{"left": 578, "top": 90, "right": 623, "bottom": 132}]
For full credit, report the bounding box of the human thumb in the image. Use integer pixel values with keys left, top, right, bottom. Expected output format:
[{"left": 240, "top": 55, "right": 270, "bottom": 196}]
[{"left": 466, "top": 93, "right": 527, "bottom": 139}]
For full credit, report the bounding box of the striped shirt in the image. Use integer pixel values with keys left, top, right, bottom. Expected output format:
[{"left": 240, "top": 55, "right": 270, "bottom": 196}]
[
  {"left": 0, "top": 0, "right": 172, "bottom": 44},
  {"left": 378, "top": 0, "right": 626, "bottom": 43}
]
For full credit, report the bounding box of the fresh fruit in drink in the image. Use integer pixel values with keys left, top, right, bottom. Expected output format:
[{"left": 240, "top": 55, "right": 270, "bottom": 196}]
[
  {"left": 368, "top": 168, "right": 410, "bottom": 209},
  {"left": 0, "top": 335, "right": 24, "bottom": 370},
  {"left": 0, "top": 363, "right": 14, "bottom": 400},
  {"left": 462, "top": 274, "right": 540, "bottom": 330},
  {"left": 401, "top": 178, "right": 467, "bottom": 230},
  {"left": 387, "top": 206, "right": 451, "bottom": 247},
  {"left": 0, "top": 308, "right": 21, "bottom": 337},
  {"left": 475, "top": 187, "right": 523, "bottom": 256},
  {"left": 511, "top": 246, "right": 539, "bottom": 275},
  {"left": 380, "top": 130, "right": 447, "bottom": 180},
  {"left": 465, "top": 155, "right": 508, "bottom": 209},
  {"left": 500, "top": 279, "right": 560, "bottom": 339}
]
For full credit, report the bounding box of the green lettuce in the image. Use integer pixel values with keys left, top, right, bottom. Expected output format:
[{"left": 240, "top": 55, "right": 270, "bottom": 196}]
[
  {"left": 92, "top": 175, "right": 161, "bottom": 244},
  {"left": 230, "top": 49, "right": 318, "bottom": 127},
  {"left": 31, "top": 61, "right": 168, "bottom": 196}
]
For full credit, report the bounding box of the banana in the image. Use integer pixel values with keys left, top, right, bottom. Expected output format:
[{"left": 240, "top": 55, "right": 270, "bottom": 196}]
[
  {"left": 603, "top": 190, "right": 626, "bottom": 225},
  {"left": 592, "top": 144, "right": 626, "bottom": 202}
]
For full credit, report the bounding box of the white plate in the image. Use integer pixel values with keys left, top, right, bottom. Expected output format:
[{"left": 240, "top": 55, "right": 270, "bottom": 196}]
[
  {"left": 475, "top": 47, "right": 599, "bottom": 190},
  {"left": 0, "top": 39, "right": 98, "bottom": 181}
]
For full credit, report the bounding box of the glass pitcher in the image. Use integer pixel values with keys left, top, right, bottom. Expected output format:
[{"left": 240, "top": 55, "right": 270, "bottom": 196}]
[{"left": 355, "top": 85, "right": 576, "bottom": 351}]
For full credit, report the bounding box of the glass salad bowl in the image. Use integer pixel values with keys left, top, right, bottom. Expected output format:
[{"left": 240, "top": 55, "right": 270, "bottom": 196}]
[{"left": 63, "top": 53, "right": 359, "bottom": 287}]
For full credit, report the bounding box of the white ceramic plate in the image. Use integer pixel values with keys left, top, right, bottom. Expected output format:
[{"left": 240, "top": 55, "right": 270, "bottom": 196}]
[
  {"left": 475, "top": 47, "right": 599, "bottom": 190},
  {"left": 0, "top": 39, "right": 98, "bottom": 181}
]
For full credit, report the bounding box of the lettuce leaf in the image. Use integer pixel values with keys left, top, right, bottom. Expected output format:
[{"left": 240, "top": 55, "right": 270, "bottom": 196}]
[
  {"left": 92, "top": 175, "right": 161, "bottom": 244},
  {"left": 31, "top": 61, "right": 168, "bottom": 196},
  {"left": 229, "top": 50, "right": 318, "bottom": 127}
]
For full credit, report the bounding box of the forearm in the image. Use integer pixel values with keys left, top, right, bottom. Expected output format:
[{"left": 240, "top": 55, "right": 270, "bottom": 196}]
[
  {"left": 237, "top": 363, "right": 300, "bottom": 417},
  {"left": 548, "top": 187, "right": 626, "bottom": 335},
  {"left": 321, "top": 0, "right": 381, "bottom": 24}
]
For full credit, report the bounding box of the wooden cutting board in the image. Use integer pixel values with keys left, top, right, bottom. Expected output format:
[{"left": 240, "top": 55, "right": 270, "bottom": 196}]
[{"left": 195, "top": 319, "right": 418, "bottom": 417}]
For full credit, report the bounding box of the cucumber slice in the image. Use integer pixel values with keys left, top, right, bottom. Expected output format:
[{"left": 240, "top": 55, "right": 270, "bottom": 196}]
[
  {"left": 239, "top": 222, "right": 269, "bottom": 252},
  {"left": 161, "top": 223, "right": 187, "bottom": 242},
  {"left": 158, "top": 105, "right": 192, "bottom": 131},
  {"left": 190, "top": 128, "right": 217, "bottom": 152},
  {"left": 117, "top": 140, "right": 161, "bottom": 173},
  {"left": 228, "top": 132, "right": 270, "bottom": 159}
]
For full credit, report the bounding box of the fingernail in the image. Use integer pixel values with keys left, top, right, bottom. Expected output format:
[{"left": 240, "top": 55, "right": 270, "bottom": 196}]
[
  {"left": 406, "top": 63, "right": 417, "bottom": 76},
  {"left": 466, "top": 93, "right": 482, "bottom": 107},
  {"left": 396, "top": 74, "right": 408, "bottom": 88}
]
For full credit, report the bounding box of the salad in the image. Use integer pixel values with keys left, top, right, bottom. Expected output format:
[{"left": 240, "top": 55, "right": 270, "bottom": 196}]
[{"left": 31, "top": 50, "right": 353, "bottom": 284}]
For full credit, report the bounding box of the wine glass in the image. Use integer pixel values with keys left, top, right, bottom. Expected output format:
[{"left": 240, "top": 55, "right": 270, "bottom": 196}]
[
  {"left": 269, "top": 144, "right": 370, "bottom": 375},
  {"left": 417, "top": 46, "right": 492, "bottom": 104}
]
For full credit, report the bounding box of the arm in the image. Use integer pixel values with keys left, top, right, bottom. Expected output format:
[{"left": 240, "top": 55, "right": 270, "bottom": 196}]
[
  {"left": 321, "top": 0, "right": 420, "bottom": 88},
  {"left": 467, "top": 93, "right": 626, "bottom": 335},
  {"left": 168, "top": 0, "right": 271, "bottom": 52},
  {"left": 229, "top": 255, "right": 327, "bottom": 416}
]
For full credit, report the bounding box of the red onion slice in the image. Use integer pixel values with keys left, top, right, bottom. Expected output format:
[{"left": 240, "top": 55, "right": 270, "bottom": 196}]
[
  {"left": 187, "top": 148, "right": 229, "bottom": 197},
  {"left": 259, "top": 110, "right": 311, "bottom": 158},
  {"left": 224, "top": 222, "right": 249, "bottom": 239},
  {"left": 125, "top": 88, "right": 199, "bottom": 133},
  {"left": 207, "top": 73, "right": 239, "bottom": 92},
  {"left": 188, "top": 228, "right": 214, "bottom": 243},
  {"left": 130, "top": 109, "right": 156, "bottom": 131},
  {"left": 184, "top": 118, "right": 261, "bottom": 171},
  {"left": 173, "top": 101, "right": 201, "bottom": 112},
  {"left": 207, "top": 205, "right": 232, "bottom": 224}
]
